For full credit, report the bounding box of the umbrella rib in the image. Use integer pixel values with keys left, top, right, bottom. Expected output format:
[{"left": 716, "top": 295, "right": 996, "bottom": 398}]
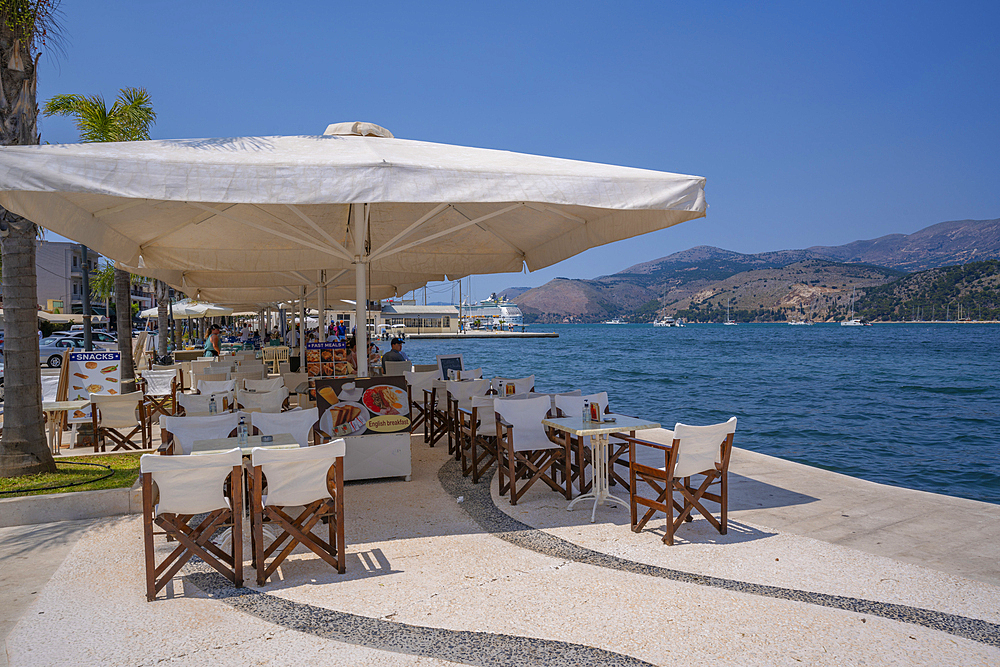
[
  {"left": 185, "top": 202, "right": 349, "bottom": 260},
  {"left": 142, "top": 203, "right": 237, "bottom": 249},
  {"left": 367, "top": 203, "right": 451, "bottom": 263},
  {"left": 323, "top": 269, "right": 350, "bottom": 287},
  {"left": 374, "top": 204, "right": 525, "bottom": 260},
  {"left": 285, "top": 205, "right": 353, "bottom": 261},
  {"left": 523, "top": 202, "right": 587, "bottom": 224},
  {"left": 451, "top": 204, "right": 526, "bottom": 256},
  {"left": 94, "top": 199, "right": 148, "bottom": 218}
]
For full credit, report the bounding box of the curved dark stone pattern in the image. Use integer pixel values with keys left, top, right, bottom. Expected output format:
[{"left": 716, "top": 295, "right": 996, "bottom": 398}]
[
  {"left": 438, "top": 459, "right": 1000, "bottom": 648},
  {"left": 186, "top": 568, "right": 655, "bottom": 667}
]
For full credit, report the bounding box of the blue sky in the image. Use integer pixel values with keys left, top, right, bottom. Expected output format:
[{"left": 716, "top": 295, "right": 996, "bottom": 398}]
[{"left": 36, "top": 0, "right": 1000, "bottom": 303}]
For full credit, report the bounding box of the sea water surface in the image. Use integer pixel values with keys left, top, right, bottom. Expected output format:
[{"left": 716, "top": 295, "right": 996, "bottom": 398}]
[{"left": 383, "top": 323, "right": 1000, "bottom": 505}]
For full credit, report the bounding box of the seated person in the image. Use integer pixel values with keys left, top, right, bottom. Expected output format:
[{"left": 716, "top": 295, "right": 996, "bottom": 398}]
[{"left": 380, "top": 337, "right": 408, "bottom": 372}]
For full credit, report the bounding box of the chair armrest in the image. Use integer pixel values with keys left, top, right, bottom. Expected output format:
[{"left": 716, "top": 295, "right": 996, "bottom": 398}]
[{"left": 615, "top": 433, "right": 674, "bottom": 452}]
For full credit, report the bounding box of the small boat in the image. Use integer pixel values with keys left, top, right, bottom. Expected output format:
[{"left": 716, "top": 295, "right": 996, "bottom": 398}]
[
  {"left": 653, "top": 317, "right": 684, "bottom": 327},
  {"left": 602, "top": 318, "right": 627, "bottom": 325},
  {"left": 841, "top": 288, "right": 863, "bottom": 326},
  {"left": 787, "top": 320, "right": 813, "bottom": 326},
  {"left": 724, "top": 298, "right": 737, "bottom": 325}
]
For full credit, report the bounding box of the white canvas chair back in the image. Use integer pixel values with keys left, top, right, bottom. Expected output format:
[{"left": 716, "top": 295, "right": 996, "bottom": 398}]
[
  {"left": 208, "top": 361, "right": 234, "bottom": 373},
  {"left": 244, "top": 377, "right": 285, "bottom": 393},
  {"left": 231, "top": 370, "right": 264, "bottom": 386},
  {"left": 542, "top": 390, "right": 581, "bottom": 410},
  {"left": 277, "top": 361, "right": 291, "bottom": 375},
  {"left": 41, "top": 374, "right": 60, "bottom": 402},
  {"left": 384, "top": 360, "right": 412, "bottom": 376},
  {"left": 554, "top": 391, "right": 609, "bottom": 418},
  {"left": 237, "top": 362, "right": 267, "bottom": 378},
  {"left": 198, "top": 379, "right": 237, "bottom": 395},
  {"left": 162, "top": 413, "right": 241, "bottom": 455},
  {"left": 429, "top": 378, "right": 448, "bottom": 407},
  {"left": 190, "top": 358, "right": 213, "bottom": 373},
  {"left": 447, "top": 378, "right": 490, "bottom": 410},
  {"left": 251, "top": 407, "right": 319, "bottom": 447},
  {"left": 234, "top": 351, "right": 256, "bottom": 361},
  {"left": 237, "top": 386, "right": 288, "bottom": 413},
  {"left": 405, "top": 370, "right": 437, "bottom": 395},
  {"left": 494, "top": 395, "right": 553, "bottom": 452},
  {"left": 176, "top": 391, "right": 231, "bottom": 417},
  {"left": 672, "top": 417, "right": 738, "bottom": 479},
  {"left": 196, "top": 371, "right": 230, "bottom": 383},
  {"left": 141, "top": 369, "right": 176, "bottom": 396},
  {"left": 282, "top": 372, "right": 309, "bottom": 393},
  {"left": 151, "top": 363, "right": 183, "bottom": 384},
  {"left": 91, "top": 392, "right": 143, "bottom": 428},
  {"left": 491, "top": 375, "right": 535, "bottom": 395},
  {"left": 176, "top": 361, "right": 193, "bottom": 390},
  {"left": 140, "top": 448, "right": 242, "bottom": 515},
  {"left": 462, "top": 367, "right": 483, "bottom": 379},
  {"left": 251, "top": 439, "right": 346, "bottom": 507}
]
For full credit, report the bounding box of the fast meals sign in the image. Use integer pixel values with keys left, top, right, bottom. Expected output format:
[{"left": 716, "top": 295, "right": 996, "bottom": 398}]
[{"left": 66, "top": 351, "right": 122, "bottom": 423}]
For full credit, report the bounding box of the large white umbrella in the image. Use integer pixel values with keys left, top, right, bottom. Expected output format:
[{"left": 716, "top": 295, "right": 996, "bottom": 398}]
[
  {"left": 139, "top": 298, "right": 232, "bottom": 320},
  {"left": 0, "top": 122, "right": 707, "bottom": 375}
]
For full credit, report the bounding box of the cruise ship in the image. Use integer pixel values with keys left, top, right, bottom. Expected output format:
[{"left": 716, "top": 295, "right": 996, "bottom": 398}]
[{"left": 461, "top": 294, "right": 524, "bottom": 329}]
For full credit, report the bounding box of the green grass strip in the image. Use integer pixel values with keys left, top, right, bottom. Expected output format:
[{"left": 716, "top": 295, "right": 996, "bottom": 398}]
[{"left": 0, "top": 453, "right": 142, "bottom": 498}]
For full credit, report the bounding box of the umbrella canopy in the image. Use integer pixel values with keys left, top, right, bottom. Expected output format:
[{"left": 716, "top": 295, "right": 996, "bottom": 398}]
[
  {"left": 0, "top": 122, "right": 707, "bottom": 374},
  {"left": 139, "top": 298, "right": 233, "bottom": 320}
]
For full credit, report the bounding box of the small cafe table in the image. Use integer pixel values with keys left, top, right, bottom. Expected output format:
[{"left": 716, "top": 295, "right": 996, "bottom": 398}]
[
  {"left": 191, "top": 432, "right": 298, "bottom": 456},
  {"left": 542, "top": 414, "right": 660, "bottom": 522},
  {"left": 42, "top": 399, "right": 90, "bottom": 455}
]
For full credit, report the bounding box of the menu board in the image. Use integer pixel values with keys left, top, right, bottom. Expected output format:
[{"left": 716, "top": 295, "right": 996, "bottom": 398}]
[
  {"left": 314, "top": 376, "right": 410, "bottom": 437},
  {"left": 66, "top": 351, "right": 122, "bottom": 423},
  {"left": 305, "top": 341, "right": 350, "bottom": 377}
]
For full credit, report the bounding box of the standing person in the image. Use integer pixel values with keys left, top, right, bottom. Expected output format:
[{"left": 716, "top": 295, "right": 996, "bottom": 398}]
[
  {"left": 204, "top": 324, "right": 221, "bottom": 357},
  {"left": 380, "top": 337, "right": 408, "bottom": 373},
  {"left": 285, "top": 325, "right": 298, "bottom": 349},
  {"left": 240, "top": 323, "right": 250, "bottom": 343}
]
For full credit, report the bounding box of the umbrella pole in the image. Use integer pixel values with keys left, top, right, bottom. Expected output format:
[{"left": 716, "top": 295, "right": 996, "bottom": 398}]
[
  {"left": 299, "top": 286, "right": 306, "bottom": 371},
  {"left": 318, "top": 271, "right": 326, "bottom": 343},
  {"left": 354, "top": 204, "right": 369, "bottom": 378}
]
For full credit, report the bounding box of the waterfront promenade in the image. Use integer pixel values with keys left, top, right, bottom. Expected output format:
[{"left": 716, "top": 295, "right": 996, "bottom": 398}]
[{"left": 2, "top": 436, "right": 997, "bottom": 666}]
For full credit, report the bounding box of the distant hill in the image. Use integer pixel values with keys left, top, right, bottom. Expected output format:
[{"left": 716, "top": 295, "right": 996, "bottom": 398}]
[{"left": 509, "top": 217, "right": 1000, "bottom": 323}]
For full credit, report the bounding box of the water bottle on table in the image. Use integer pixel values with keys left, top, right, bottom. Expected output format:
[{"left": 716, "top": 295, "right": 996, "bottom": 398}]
[
  {"left": 582, "top": 399, "right": 590, "bottom": 423},
  {"left": 209, "top": 394, "right": 217, "bottom": 415},
  {"left": 237, "top": 415, "right": 248, "bottom": 445}
]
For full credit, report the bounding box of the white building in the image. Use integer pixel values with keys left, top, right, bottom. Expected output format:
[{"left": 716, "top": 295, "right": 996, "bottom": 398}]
[{"left": 381, "top": 304, "right": 459, "bottom": 334}]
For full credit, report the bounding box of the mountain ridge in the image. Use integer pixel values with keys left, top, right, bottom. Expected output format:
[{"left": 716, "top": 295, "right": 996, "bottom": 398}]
[{"left": 508, "top": 217, "right": 1000, "bottom": 323}]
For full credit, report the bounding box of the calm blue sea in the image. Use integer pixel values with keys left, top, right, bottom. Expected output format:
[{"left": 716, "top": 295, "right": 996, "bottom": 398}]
[{"left": 380, "top": 323, "right": 1000, "bottom": 505}]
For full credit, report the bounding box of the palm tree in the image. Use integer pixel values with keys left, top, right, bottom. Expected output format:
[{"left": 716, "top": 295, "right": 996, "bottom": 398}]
[
  {"left": 43, "top": 87, "right": 156, "bottom": 394},
  {"left": 0, "top": 1, "right": 64, "bottom": 477}
]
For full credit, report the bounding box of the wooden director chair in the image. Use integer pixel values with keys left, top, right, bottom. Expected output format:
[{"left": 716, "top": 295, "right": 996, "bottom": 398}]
[
  {"left": 248, "top": 439, "right": 347, "bottom": 585},
  {"left": 140, "top": 448, "right": 243, "bottom": 600},
  {"left": 625, "top": 417, "right": 737, "bottom": 545}
]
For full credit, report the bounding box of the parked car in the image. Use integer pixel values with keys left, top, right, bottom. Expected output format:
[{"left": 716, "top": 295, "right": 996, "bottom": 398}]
[
  {"left": 38, "top": 336, "right": 85, "bottom": 367},
  {"left": 58, "top": 331, "right": 118, "bottom": 351}
]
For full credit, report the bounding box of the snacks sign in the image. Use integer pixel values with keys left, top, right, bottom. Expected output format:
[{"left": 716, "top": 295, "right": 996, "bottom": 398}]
[
  {"left": 314, "top": 376, "right": 410, "bottom": 437},
  {"left": 67, "top": 351, "right": 122, "bottom": 423},
  {"left": 305, "top": 341, "right": 351, "bottom": 377}
]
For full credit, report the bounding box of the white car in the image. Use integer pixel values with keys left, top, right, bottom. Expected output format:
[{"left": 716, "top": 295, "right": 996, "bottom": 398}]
[{"left": 57, "top": 331, "right": 118, "bottom": 351}]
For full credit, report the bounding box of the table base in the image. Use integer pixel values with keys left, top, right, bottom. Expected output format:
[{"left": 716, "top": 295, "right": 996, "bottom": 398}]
[{"left": 567, "top": 432, "right": 628, "bottom": 522}]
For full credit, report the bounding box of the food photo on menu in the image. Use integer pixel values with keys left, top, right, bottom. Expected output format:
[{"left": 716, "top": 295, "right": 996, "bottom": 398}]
[
  {"left": 66, "top": 351, "right": 122, "bottom": 421},
  {"left": 314, "top": 376, "right": 410, "bottom": 438}
]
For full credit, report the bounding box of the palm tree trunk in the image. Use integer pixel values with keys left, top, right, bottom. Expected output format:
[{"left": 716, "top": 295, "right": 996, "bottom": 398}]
[
  {"left": 0, "top": 209, "right": 54, "bottom": 476},
  {"left": 156, "top": 280, "right": 168, "bottom": 357},
  {"left": 115, "top": 268, "right": 136, "bottom": 394}
]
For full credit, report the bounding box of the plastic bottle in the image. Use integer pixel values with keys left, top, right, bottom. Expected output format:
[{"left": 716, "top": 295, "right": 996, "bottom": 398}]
[
  {"left": 237, "top": 416, "right": 248, "bottom": 445},
  {"left": 208, "top": 394, "right": 217, "bottom": 415},
  {"left": 497, "top": 380, "right": 504, "bottom": 397},
  {"left": 582, "top": 399, "right": 590, "bottom": 423}
]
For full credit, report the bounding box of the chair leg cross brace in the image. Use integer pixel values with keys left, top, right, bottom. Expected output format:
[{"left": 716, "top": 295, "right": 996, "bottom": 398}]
[{"left": 567, "top": 433, "right": 629, "bottom": 522}]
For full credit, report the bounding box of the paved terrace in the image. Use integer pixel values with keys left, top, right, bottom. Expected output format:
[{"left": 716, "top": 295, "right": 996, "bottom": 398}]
[{"left": 2, "top": 435, "right": 998, "bottom": 666}]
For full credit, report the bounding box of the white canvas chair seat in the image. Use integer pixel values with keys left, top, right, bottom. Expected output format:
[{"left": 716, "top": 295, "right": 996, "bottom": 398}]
[
  {"left": 490, "top": 375, "right": 536, "bottom": 396},
  {"left": 91, "top": 392, "right": 148, "bottom": 452},
  {"left": 494, "top": 395, "right": 570, "bottom": 505},
  {"left": 251, "top": 407, "right": 319, "bottom": 447},
  {"left": 249, "top": 439, "right": 346, "bottom": 584},
  {"left": 176, "top": 391, "right": 231, "bottom": 417},
  {"left": 244, "top": 377, "right": 285, "bottom": 393},
  {"left": 160, "top": 412, "right": 241, "bottom": 455},
  {"left": 140, "top": 448, "right": 243, "bottom": 600},
  {"left": 405, "top": 370, "right": 437, "bottom": 435},
  {"left": 237, "top": 386, "right": 289, "bottom": 413},
  {"left": 627, "top": 417, "right": 737, "bottom": 545}
]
